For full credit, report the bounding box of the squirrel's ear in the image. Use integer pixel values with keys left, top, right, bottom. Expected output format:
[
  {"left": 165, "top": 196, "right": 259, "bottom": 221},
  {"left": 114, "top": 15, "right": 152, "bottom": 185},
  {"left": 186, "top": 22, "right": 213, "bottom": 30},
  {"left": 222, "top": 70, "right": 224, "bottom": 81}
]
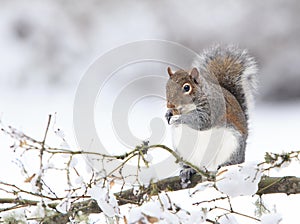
[
  {"left": 190, "top": 67, "right": 199, "bottom": 82},
  {"left": 167, "top": 67, "right": 173, "bottom": 77}
]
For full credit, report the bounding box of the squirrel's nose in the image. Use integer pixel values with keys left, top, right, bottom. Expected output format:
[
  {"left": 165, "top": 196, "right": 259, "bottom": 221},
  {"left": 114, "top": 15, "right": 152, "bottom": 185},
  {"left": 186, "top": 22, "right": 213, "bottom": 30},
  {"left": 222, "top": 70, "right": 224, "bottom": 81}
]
[
  {"left": 165, "top": 110, "right": 173, "bottom": 125},
  {"left": 167, "top": 102, "right": 175, "bottom": 109}
]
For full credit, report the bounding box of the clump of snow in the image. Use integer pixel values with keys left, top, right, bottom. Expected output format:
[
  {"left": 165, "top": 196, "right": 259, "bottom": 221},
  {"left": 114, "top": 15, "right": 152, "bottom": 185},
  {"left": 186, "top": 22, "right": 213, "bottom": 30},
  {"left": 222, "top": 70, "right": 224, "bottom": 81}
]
[
  {"left": 216, "top": 162, "right": 262, "bottom": 197},
  {"left": 85, "top": 164, "right": 93, "bottom": 174},
  {"left": 43, "top": 163, "right": 54, "bottom": 169},
  {"left": 69, "top": 157, "right": 78, "bottom": 168},
  {"left": 187, "top": 209, "right": 206, "bottom": 224},
  {"left": 1, "top": 209, "right": 27, "bottom": 223},
  {"left": 56, "top": 198, "right": 71, "bottom": 214},
  {"left": 31, "top": 202, "right": 46, "bottom": 219},
  {"left": 75, "top": 176, "right": 84, "bottom": 185},
  {"left": 261, "top": 213, "right": 282, "bottom": 224},
  {"left": 140, "top": 201, "right": 162, "bottom": 220},
  {"left": 161, "top": 211, "right": 180, "bottom": 224},
  {"left": 139, "top": 166, "right": 157, "bottom": 184},
  {"left": 190, "top": 181, "right": 214, "bottom": 196},
  {"left": 128, "top": 201, "right": 163, "bottom": 223},
  {"left": 159, "top": 192, "right": 171, "bottom": 210},
  {"left": 29, "top": 173, "right": 39, "bottom": 193},
  {"left": 54, "top": 128, "right": 65, "bottom": 139},
  {"left": 87, "top": 182, "right": 120, "bottom": 217},
  {"left": 219, "top": 214, "right": 239, "bottom": 224},
  {"left": 172, "top": 207, "right": 206, "bottom": 224},
  {"left": 127, "top": 192, "right": 206, "bottom": 224},
  {"left": 127, "top": 207, "right": 144, "bottom": 223},
  {"left": 145, "top": 153, "right": 153, "bottom": 163}
]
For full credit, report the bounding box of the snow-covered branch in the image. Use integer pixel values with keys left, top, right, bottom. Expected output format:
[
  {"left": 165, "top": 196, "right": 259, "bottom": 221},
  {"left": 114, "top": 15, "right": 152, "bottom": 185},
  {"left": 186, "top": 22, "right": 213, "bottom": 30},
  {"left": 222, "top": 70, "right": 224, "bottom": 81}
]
[{"left": 0, "top": 116, "right": 298, "bottom": 223}]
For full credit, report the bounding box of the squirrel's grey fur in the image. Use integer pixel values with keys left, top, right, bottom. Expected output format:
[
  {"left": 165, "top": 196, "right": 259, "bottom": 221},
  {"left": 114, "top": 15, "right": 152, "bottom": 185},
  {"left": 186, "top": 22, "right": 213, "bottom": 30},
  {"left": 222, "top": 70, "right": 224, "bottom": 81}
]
[
  {"left": 192, "top": 44, "right": 258, "bottom": 120},
  {"left": 165, "top": 45, "right": 258, "bottom": 176}
]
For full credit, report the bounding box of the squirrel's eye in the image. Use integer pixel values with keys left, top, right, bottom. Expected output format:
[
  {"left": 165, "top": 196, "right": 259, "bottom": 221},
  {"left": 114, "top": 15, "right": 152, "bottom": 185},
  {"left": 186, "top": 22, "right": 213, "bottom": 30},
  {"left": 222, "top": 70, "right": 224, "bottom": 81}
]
[{"left": 182, "top": 83, "right": 191, "bottom": 93}]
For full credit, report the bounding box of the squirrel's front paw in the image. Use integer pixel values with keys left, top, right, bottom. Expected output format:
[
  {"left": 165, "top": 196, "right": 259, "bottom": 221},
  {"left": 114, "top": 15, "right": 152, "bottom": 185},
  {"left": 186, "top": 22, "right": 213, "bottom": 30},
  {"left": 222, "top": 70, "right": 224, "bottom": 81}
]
[{"left": 169, "top": 115, "right": 181, "bottom": 126}]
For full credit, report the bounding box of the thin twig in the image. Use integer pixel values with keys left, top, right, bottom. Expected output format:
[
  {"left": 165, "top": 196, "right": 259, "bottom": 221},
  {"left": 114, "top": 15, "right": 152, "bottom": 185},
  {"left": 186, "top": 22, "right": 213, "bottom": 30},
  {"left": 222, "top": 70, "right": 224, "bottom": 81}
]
[{"left": 212, "top": 206, "right": 261, "bottom": 222}]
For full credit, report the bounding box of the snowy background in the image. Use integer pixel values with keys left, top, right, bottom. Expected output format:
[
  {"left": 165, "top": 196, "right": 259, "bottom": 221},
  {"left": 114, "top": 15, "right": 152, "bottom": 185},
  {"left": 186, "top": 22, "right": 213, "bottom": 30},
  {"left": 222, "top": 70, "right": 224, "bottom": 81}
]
[{"left": 0, "top": 0, "right": 300, "bottom": 223}]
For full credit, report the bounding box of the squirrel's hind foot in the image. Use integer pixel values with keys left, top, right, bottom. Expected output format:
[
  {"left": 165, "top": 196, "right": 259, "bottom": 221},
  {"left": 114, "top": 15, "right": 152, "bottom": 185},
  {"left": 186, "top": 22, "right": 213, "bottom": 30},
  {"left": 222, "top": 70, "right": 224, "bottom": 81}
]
[{"left": 180, "top": 165, "right": 198, "bottom": 187}]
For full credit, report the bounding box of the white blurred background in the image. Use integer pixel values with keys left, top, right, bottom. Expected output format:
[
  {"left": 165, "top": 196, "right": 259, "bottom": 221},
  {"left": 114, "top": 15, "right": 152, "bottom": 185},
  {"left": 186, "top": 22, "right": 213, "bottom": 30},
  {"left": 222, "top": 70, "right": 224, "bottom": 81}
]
[
  {"left": 1, "top": 0, "right": 300, "bottom": 100},
  {"left": 1, "top": 0, "right": 300, "bottom": 155}
]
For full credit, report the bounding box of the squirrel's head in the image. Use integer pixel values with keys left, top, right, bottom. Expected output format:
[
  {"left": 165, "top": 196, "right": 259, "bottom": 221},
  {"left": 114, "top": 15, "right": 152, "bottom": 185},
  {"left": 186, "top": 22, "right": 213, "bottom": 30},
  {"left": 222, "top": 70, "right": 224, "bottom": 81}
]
[{"left": 166, "top": 67, "right": 202, "bottom": 115}]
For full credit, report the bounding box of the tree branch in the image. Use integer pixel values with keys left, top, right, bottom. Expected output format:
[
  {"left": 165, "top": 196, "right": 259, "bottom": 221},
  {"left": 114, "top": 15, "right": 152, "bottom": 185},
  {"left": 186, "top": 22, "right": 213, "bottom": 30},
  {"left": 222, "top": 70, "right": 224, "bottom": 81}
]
[
  {"left": 41, "top": 174, "right": 300, "bottom": 223},
  {"left": 1, "top": 118, "right": 300, "bottom": 223},
  {"left": 257, "top": 176, "right": 300, "bottom": 195}
]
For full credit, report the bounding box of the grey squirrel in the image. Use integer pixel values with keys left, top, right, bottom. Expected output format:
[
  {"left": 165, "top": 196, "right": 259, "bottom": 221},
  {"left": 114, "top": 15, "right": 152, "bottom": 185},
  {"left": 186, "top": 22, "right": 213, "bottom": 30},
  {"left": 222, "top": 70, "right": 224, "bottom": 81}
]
[{"left": 165, "top": 45, "right": 257, "bottom": 179}]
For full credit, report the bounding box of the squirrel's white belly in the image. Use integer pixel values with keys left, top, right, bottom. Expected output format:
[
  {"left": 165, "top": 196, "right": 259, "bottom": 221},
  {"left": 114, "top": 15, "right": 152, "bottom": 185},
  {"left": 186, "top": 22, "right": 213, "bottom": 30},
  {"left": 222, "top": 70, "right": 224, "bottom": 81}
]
[{"left": 172, "top": 124, "right": 238, "bottom": 171}]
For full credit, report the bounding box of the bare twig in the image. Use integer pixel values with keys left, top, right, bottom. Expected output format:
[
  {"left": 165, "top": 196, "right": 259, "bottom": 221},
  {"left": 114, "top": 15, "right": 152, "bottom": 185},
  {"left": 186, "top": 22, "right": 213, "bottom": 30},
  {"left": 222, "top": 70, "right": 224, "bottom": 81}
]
[{"left": 212, "top": 206, "right": 261, "bottom": 222}]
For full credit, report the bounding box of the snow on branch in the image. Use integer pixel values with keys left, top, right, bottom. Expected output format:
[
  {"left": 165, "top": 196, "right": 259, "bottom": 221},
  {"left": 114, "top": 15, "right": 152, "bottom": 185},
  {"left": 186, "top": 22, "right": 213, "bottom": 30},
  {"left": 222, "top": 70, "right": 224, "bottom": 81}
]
[{"left": 0, "top": 115, "right": 298, "bottom": 223}]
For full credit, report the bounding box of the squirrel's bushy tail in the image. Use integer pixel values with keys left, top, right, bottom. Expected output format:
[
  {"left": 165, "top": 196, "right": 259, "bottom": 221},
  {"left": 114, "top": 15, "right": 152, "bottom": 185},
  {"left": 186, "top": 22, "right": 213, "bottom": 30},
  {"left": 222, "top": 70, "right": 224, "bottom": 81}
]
[{"left": 193, "top": 45, "right": 258, "bottom": 119}]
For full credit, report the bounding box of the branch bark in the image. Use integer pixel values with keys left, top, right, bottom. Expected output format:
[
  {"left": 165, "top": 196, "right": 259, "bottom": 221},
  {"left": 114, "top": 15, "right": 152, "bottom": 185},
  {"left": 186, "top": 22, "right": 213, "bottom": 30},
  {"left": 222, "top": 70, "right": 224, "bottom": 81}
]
[{"left": 257, "top": 176, "right": 300, "bottom": 195}]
